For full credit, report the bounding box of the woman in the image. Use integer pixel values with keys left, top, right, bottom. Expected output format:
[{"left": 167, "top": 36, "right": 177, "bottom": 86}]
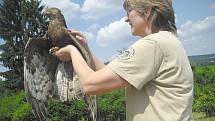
[{"left": 54, "top": 0, "right": 194, "bottom": 120}]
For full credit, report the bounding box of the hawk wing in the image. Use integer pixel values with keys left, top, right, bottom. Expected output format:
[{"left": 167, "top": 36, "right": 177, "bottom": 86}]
[
  {"left": 52, "top": 29, "right": 98, "bottom": 120},
  {"left": 24, "top": 33, "right": 98, "bottom": 121},
  {"left": 24, "top": 37, "right": 59, "bottom": 121},
  {"left": 55, "top": 30, "right": 98, "bottom": 120}
]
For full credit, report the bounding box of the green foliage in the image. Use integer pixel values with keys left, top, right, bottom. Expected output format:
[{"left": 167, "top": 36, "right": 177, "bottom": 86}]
[
  {"left": 193, "top": 112, "right": 215, "bottom": 121},
  {"left": 12, "top": 103, "right": 36, "bottom": 121},
  {"left": 46, "top": 99, "right": 91, "bottom": 121},
  {"left": 0, "top": 90, "right": 36, "bottom": 121},
  {"left": 33, "top": 90, "right": 126, "bottom": 121},
  {"left": 0, "top": 79, "right": 21, "bottom": 91},
  {"left": 46, "top": 90, "right": 126, "bottom": 121},
  {"left": 193, "top": 92, "right": 215, "bottom": 117},
  {"left": 193, "top": 65, "right": 215, "bottom": 117},
  {"left": 0, "top": 91, "right": 24, "bottom": 116},
  {"left": 0, "top": 89, "right": 126, "bottom": 120},
  {"left": 0, "top": 81, "right": 6, "bottom": 97},
  {"left": 2, "top": 64, "right": 215, "bottom": 120},
  {"left": 99, "top": 89, "right": 126, "bottom": 121},
  {"left": 0, "top": 0, "right": 48, "bottom": 88}
]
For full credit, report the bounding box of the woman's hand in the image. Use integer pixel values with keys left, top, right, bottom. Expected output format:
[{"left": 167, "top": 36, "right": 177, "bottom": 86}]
[
  {"left": 54, "top": 45, "right": 75, "bottom": 61},
  {"left": 69, "top": 29, "right": 88, "bottom": 49}
]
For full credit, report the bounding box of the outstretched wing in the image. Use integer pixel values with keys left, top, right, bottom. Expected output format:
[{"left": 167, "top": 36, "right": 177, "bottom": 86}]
[
  {"left": 24, "top": 37, "right": 59, "bottom": 121},
  {"left": 24, "top": 33, "right": 99, "bottom": 121}
]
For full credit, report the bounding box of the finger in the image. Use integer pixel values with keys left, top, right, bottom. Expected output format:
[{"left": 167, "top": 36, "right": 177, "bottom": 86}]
[
  {"left": 68, "top": 29, "right": 76, "bottom": 37},
  {"left": 68, "top": 29, "right": 76, "bottom": 33},
  {"left": 68, "top": 29, "right": 78, "bottom": 37},
  {"left": 71, "top": 30, "right": 85, "bottom": 38},
  {"left": 75, "top": 35, "right": 85, "bottom": 40},
  {"left": 76, "top": 36, "right": 87, "bottom": 45}
]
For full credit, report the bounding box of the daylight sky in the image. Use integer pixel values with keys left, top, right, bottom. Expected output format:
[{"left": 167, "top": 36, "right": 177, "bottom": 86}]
[
  {"left": 0, "top": 0, "right": 215, "bottom": 71},
  {"left": 39, "top": 0, "right": 215, "bottom": 61}
]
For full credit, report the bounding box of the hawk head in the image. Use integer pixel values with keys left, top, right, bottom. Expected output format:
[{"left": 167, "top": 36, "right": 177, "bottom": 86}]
[{"left": 43, "top": 7, "right": 63, "bottom": 20}]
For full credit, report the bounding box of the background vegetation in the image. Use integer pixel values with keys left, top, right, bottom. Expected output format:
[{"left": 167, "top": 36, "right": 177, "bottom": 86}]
[
  {"left": 1, "top": 64, "right": 215, "bottom": 121},
  {"left": 192, "top": 65, "right": 215, "bottom": 117},
  {"left": 0, "top": 0, "right": 214, "bottom": 121}
]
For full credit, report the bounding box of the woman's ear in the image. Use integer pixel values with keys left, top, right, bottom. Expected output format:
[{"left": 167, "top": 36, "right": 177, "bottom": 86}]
[{"left": 145, "top": 6, "right": 153, "bottom": 20}]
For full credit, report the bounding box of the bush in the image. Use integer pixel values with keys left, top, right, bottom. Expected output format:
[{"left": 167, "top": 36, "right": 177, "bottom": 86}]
[
  {"left": 0, "top": 90, "right": 37, "bottom": 121},
  {"left": 193, "top": 90, "right": 215, "bottom": 117},
  {"left": 46, "top": 99, "right": 91, "bottom": 121},
  {"left": 45, "top": 90, "right": 126, "bottom": 121},
  {"left": 0, "top": 89, "right": 126, "bottom": 120},
  {"left": 12, "top": 103, "right": 36, "bottom": 121},
  {"left": 99, "top": 89, "right": 126, "bottom": 121},
  {"left": 193, "top": 65, "right": 215, "bottom": 117},
  {"left": 0, "top": 91, "right": 24, "bottom": 117}
]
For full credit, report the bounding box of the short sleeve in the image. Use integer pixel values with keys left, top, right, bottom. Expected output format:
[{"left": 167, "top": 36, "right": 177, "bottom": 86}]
[{"left": 107, "top": 39, "right": 163, "bottom": 90}]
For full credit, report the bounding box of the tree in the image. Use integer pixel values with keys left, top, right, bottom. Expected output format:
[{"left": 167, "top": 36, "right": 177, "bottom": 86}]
[{"left": 0, "top": 0, "right": 48, "bottom": 89}]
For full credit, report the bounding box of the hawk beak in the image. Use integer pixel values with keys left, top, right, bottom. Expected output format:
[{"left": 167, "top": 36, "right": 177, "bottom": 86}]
[{"left": 42, "top": 8, "right": 51, "bottom": 22}]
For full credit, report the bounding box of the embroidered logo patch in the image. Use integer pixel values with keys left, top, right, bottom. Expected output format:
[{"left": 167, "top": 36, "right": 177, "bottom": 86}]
[{"left": 118, "top": 47, "right": 135, "bottom": 60}]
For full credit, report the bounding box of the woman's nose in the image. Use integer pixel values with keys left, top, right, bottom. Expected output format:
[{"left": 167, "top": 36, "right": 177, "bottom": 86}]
[{"left": 124, "top": 16, "right": 129, "bottom": 22}]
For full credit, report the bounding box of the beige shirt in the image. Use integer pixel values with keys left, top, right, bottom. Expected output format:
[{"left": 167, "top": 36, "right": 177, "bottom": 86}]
[{"left": 108, "top": 31, "right": 194, "bottom": 121}]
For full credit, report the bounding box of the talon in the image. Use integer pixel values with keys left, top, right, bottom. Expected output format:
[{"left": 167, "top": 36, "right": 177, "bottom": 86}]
[{"left": 49, "top": 47, "right": 60, "bottom": 55}]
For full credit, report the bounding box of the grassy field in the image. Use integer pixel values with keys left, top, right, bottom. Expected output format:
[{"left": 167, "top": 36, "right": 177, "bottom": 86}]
[
  {"left": 193, "top": 112, "right": 215, "bottom": 121},
  {"left": 195, "top": 65, "right": 215, "bottom": 74}
]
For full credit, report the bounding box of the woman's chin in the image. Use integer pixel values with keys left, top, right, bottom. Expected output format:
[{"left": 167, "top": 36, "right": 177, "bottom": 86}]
[
  {"left": 131, "top": 29, "right": 146, "bottom": 37},
  {"left": 131, "top": 30, "right": 138, "bottom": 36},
  {"left": 131, "top": 29, "right": 135, "bottom": 35}
]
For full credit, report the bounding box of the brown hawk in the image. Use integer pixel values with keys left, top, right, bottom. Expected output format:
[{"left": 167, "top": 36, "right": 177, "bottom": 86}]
[{"left": 24, "top": 8, "right": 98, "bottom": 121}]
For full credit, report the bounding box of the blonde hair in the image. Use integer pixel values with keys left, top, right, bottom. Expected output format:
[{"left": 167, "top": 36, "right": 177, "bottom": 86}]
[{"left": 123, "top": 0, "right": 177, "bottom": 35}]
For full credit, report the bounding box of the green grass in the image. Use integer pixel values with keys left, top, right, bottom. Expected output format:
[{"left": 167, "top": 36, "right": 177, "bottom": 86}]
[
  {"left": 193, "top": 112, "right": 215, "bottom": 121},
  {"left": 0, "top": 90, "right": 34, "bottom": 121},
  {"left": 195, "top": 65, "right": 215, "bottom": 75},
  {"left": 0, "top": 91, "right": 25, "bottom": 116}
]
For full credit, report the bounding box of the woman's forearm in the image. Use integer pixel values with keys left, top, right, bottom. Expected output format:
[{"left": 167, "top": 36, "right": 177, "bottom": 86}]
[
  {"left": 70, "top": 46, "right": 94, "bottom": 83},
  {"left": 68, "top": 46, "right": 127, "bottom": 95}
]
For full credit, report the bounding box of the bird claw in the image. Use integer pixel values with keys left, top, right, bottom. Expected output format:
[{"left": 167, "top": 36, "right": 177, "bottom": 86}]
[{"left": 49, "top": 47, "right": 60, "bottom": 55}]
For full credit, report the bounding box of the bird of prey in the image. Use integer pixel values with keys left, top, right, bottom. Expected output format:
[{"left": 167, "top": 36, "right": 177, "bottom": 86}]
[{"left": 24, "top": 7, "right": 98, "bottom": 121}]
